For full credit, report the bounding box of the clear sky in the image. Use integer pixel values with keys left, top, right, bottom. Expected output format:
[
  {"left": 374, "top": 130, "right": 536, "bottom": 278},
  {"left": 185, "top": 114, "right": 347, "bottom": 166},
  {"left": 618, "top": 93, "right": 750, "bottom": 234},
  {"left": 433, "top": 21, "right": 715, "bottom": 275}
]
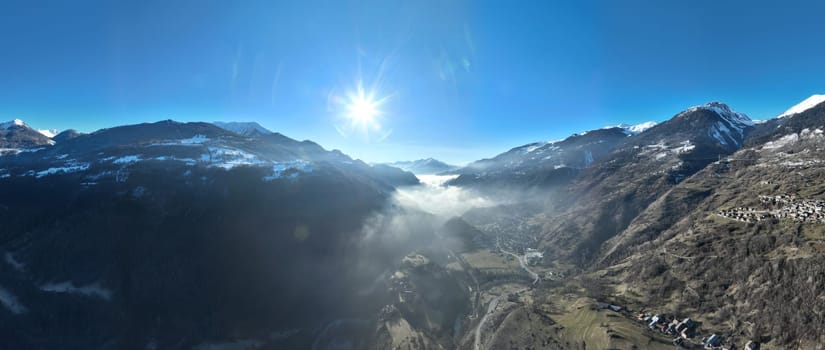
[{"left": 1, "top": 0, "right": 824, "bottom": 164}]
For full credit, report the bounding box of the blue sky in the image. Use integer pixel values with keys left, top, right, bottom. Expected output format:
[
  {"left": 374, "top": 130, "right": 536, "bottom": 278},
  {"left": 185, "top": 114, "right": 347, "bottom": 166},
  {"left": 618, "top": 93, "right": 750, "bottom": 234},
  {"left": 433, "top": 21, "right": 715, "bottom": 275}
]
[{"left": 1, "top": 0, "right": 824, "bottom": 164}]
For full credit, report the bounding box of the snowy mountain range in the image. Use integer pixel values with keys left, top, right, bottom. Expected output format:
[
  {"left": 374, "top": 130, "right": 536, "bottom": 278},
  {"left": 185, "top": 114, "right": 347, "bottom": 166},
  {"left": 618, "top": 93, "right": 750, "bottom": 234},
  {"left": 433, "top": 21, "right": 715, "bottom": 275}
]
[{"left": 2, "top": 94, "right": 825, "bottom": 349}]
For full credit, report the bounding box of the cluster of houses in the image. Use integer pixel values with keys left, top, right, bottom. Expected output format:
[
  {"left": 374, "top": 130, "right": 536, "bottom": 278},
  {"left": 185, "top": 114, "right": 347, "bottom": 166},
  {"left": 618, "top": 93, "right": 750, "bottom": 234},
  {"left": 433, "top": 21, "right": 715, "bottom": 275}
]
[
  {"left": 716, "top": 194, "right": 825, "bottom": 224},
  {"left": 759, "top": 195, "right": 825, "bottom": 223},
  {"left": 637, "top": 312, "right": 698, "bottom": 341},
  {"left": 635, "top": 311, "right": 760, "bottom": 350},
  {"left": 716, "top": 207, "right": 770, "bottom": 223}
]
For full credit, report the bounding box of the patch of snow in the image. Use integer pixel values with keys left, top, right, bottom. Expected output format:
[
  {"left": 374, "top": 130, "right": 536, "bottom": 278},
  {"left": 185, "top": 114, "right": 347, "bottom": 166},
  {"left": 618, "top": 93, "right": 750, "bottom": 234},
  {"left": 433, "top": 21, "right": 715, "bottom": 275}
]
[
  {"left": 523, "top": 142, "right": 547, "bottom": 153},
  {"left": 37, "top": 129, "right": 59, "bottom": 138},
  {"left": 0, "top": 286, "right": 26, "bottom": 314},
  {"left": 263, "top": 161, "right": 314, "bottom": 181},
  {"left": 153, "top": 156, "right": 197, "bottom": 165},
  {"left": 207, "top": 147, "right": 264, "bottom": 169},
  {"left": 0, "top": 148, "right": 22, "bottom": 156},
  {"left": 35, "top": 163, "right": 90, "bottom": 178},
  {"left": 628, "top": 121, "right": 657, "bottom": 133},
  {"left": 41, "top": 281, "right": 112, "bottom": 300},
  {"left": 763, "top": 133, "right": 799, "bottom": 150},
  {"left": 708, "top": 121, "right": 743, "bottom": 146},
  {"left": 611, "top": 121, "right": 657, "bottom": 136},
  {"left": 180, "top": 134, "right": 209, "bottom": 144},
  {"left": 778, "top": 94, "right": 825, "bottom": 118},
  {"left": 113, "top": 155, "right": 141, "bottom": 164}
]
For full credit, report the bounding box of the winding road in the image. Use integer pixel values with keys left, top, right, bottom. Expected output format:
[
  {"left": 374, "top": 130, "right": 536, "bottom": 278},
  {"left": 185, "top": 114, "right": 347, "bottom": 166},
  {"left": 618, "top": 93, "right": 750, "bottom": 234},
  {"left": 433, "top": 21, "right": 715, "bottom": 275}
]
[
  {"left": 473, "top": 243, "right": 542, "bottom": 350},
  {"left": 498, "top": 244, "right": 541, "bottom": 285}
]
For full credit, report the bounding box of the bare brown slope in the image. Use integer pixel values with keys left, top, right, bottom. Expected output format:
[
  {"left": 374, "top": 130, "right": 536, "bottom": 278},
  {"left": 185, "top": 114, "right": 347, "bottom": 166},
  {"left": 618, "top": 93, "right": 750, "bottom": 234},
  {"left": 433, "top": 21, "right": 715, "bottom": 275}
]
[{"left": 596, "top": 102, "right": 825, "bottom": 347}]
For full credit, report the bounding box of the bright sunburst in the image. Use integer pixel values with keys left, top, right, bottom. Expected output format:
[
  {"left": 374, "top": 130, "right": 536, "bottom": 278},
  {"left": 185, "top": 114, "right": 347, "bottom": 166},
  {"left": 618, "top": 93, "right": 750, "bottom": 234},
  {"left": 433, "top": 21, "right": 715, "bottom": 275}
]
[
  {"left": 331, "top": 79, "right": 392, "bottom": 141},
  {"left": 346, "top": 87, "right": 380, "bottom": 127}
]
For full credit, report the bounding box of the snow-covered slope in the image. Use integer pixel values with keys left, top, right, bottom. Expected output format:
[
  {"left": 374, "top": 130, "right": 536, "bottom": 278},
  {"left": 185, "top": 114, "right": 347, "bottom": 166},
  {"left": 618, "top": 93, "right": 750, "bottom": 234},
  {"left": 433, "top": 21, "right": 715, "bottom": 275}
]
[
  {"left": 778, "top": 94, "right": 825, "bottom": 118},
  {"left": 37, "top": 129, "right": 59, "bottom": 138},
  {"left": 213, "top": 121, "right": 273, "bottom": 137}
]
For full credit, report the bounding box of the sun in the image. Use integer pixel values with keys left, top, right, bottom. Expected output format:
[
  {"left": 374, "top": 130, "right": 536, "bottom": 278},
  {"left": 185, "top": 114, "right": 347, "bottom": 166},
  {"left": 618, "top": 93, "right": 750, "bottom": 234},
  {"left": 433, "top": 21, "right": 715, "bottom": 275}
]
[
  {"left": 346, "top": 88, "right": 379, "bottom": 127},
  {"left": 331, "top": 78, "right": 393, "bottom": 141}
]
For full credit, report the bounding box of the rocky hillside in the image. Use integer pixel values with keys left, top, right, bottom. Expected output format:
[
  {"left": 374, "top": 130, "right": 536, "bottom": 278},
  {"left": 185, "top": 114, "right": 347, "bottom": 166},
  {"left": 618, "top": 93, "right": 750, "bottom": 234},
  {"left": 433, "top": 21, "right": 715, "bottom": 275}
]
[
  {"left": 535, "top": 102, "right": 754, "bottom": 264},
  {"left": 593, "top": 99, "right": 825, "bottom": 347}
]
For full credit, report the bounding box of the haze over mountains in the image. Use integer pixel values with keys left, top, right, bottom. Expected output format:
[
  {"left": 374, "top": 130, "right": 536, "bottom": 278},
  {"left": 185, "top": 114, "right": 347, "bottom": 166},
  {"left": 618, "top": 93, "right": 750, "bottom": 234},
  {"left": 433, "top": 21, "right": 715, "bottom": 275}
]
[
  {"left": 1, "top": 94, "right": 824, "bottom": 349},
  {"left": 384, "top": 158, "right": 459, "bottom": 175}
]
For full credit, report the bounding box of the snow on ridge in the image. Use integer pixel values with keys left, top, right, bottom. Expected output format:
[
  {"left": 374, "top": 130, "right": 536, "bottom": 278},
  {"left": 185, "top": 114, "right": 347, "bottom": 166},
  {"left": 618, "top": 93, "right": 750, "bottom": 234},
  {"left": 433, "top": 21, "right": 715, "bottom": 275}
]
[
  {"left": 113, "top": 155, "right": 141, "bottom": 164},
  {"left": 778, "top": 94, "right": 825, "bottom": 118},
  {"left": 606, "top": 121, "right": 658, "bottom": 136},
  {"left": 625, "top": 121, "right": 657, "bottom": 134},
  {"left": 41, "top": 281, "right": 112, "bottom": 300}
]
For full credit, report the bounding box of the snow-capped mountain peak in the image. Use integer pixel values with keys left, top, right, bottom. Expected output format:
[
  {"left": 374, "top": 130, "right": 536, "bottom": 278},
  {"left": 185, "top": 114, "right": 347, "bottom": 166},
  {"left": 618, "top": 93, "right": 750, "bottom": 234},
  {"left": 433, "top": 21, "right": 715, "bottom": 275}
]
[
  {"left": 212, "top": 121, "right": 273, "bottom": 137},
  {"left": 0, "top": 119, "right": 26, "bottom": 129},
  {"left": 778, "top": 94, "right": 825, "bottom": 118},
  {"left": 673, "top": 102, "right": 754, "bottom": 147},
  {"left": 690, "top": 101, "right": 754, "bottom": 127},
  {"left": 1, "top": 119, "right": 59, "bottom": 139}
]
